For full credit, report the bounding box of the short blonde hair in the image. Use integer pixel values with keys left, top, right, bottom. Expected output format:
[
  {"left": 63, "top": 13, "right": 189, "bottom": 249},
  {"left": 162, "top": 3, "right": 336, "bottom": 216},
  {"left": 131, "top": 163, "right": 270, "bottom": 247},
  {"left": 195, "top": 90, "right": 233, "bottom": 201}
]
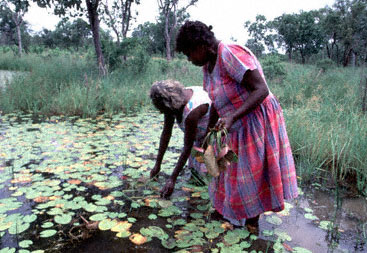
[{"left": 150, "top": 80, "right": 185, "bottom": 111}]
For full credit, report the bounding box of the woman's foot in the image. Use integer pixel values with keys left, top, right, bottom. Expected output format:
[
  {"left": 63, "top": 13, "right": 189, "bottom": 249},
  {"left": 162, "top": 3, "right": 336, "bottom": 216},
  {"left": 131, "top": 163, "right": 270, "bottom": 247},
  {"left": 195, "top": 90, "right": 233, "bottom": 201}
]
[{"left": 245, "top": 215, "right": 260, "bottom": 235}]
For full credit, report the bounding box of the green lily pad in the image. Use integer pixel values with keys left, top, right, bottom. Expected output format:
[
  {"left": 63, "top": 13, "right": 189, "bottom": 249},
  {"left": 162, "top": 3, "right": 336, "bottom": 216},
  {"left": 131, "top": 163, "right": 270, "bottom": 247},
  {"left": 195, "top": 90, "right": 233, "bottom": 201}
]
[
  {"left": 54, "top": 214, "right": 72, "bottom": 225},
  {"left": 40, "top": 229, "right": 57, "bottom": 238},
  {"left": 304, "top": 213, "right": 318, "bottom": 220},
  {"left": 98, "top": 219, "right": 117, "bottom": 230},
  {"left": 89, "top": 213, "right": 107, "bottom": 221},
  {"left": 116, "top": 230, "right": 131, "bottom": 238},
  {"left": 41, "top": 222, "right": 54, "bottom": 228},
  {"left": 148, "top": 214, "right": 157, "bottom": 220},
  {"left": 127, "top": 217, "right": 137, "bottom": 223},
  {"left": 319, "top": 220, "right": 333, "bottom": 230},
  {"left": 19, "top": 240, "right": 33, "bottom": 248},
  {"left": 190, "top": 213, "right": 203, "bottom": 219},
  {"left": 158, "top": 200, "right": 172, "bottom": 208},
  {"left": 266, "top": 215, "right": 283, "bottom": 225},
  {"left": 0, "top": 248, "right": 16, "bottom": 253},
  {"left": 8, "top": 222, "right": 30, "bottom": 235}
]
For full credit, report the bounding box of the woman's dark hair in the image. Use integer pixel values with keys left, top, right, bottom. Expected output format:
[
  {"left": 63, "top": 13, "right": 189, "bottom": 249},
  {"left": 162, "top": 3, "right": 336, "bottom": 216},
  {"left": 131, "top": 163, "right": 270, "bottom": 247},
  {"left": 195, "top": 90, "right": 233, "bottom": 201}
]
[{"left": 176, "top": 20, "right": 216, "bottom": 54}]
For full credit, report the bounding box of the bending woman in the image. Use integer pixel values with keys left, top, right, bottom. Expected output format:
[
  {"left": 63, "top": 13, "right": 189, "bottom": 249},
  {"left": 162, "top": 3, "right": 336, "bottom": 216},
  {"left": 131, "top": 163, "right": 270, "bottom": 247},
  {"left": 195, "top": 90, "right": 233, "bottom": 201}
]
[
  {"left": 176, "top": 21, "right": 298, "bottom": 229},
  {"left": 150, "top": 80, "right": 211, "bottom": 198}
]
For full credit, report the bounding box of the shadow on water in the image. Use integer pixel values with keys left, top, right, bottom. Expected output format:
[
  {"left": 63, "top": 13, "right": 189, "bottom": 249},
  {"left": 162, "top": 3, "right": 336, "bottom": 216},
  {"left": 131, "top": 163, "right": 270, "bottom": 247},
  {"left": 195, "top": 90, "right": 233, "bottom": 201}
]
[{"left": 0, "top": 112, "right": 366, "bottom": 252}]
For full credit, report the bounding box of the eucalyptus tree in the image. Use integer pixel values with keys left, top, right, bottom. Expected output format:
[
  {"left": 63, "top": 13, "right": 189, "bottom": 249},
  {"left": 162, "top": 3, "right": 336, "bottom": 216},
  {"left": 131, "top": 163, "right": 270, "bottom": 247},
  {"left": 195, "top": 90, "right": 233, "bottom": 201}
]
[
  {"left": 101, "top": 0, "right": 140, "bottom": 44},
  {"left": 272, "top": 11, "right": 324, "bottom": 64},
  {"left": 1, "top": 0, "right": 29, "bottom": 57},
  {"left": 33, "top": 0, "right": 107, "bottom": 75},
  {"left": 53, "top": 18, "right": 92, "bottom": 49},
  {"left": 157, "top": 0, "right": 198, "bottom": 61},
  {"left": 244, "top": 15, "right": 277, "bottom": 56}
]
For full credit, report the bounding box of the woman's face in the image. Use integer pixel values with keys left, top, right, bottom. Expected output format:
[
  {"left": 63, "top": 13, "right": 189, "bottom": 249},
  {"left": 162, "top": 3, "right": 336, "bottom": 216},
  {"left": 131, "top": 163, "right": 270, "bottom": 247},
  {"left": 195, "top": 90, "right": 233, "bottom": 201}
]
[{"left": 185, "top": 45, "right": 209, "bottom": 66}]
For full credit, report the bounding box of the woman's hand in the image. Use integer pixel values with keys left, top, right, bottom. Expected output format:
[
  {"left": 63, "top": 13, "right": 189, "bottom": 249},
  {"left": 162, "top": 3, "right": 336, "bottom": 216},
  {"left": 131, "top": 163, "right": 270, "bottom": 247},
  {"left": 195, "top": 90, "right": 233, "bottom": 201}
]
[
  {"left": 160, "top": 177, "right": 176, "bottom": 198},
  {"left": 216, "top": 115, "right": 234, "bottom": 131},
  {"left": 150, "top": 164, "right": 160, "bottom": 179}
]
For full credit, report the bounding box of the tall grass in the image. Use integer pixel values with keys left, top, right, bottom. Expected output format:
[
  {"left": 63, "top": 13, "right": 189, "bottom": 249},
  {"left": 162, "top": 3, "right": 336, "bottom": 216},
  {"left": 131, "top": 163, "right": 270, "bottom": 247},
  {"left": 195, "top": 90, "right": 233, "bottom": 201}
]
[
  {"left": 271, "top": 64, "right": 367, "bottom": 194},
  {"left": 0, "top": 52, "right": 202, "bottom": 117}
]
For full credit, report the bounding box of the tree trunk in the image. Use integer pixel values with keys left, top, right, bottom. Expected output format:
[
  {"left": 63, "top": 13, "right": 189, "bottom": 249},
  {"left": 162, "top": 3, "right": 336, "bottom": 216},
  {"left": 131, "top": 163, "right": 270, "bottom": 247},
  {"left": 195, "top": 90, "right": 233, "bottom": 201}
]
[
  {"left": 288, "top": 48, "right": 292, "bottom": 63},
  {"left": 16, "top": 20, "right": 22, "bottom": 57},
  {"left": 12, "top": 12, "right": 23, "bottom": 57},
  {"left": 326, "top": 44, "right": 331, "bottom": 59},
  {"left": 164, "top": 14, "right": 172, "bottom": 61},
  {"left": 86, "top": 0, "right": 107, "bottom": 76}
]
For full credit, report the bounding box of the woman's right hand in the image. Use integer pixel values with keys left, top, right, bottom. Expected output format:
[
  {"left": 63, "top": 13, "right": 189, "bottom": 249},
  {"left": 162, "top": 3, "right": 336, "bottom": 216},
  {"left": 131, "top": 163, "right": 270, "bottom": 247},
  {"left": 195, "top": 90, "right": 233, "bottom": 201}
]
[{"left": 150, "top": 164, "right": 161, "bottom": 179}]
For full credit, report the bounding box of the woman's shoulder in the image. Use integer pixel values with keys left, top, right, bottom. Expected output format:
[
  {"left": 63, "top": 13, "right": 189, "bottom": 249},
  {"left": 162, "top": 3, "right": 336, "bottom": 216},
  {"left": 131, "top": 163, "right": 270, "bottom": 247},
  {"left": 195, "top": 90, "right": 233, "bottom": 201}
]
[{"left": 219, "top": 41, "right": 255, "bottom": 58}]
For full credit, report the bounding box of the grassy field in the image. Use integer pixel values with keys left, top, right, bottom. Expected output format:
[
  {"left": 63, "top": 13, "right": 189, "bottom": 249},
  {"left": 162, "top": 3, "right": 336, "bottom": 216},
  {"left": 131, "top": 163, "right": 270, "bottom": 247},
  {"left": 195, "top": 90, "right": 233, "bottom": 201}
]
[{"left": 0, "top": 51, "right": 366, "bottom": 195}]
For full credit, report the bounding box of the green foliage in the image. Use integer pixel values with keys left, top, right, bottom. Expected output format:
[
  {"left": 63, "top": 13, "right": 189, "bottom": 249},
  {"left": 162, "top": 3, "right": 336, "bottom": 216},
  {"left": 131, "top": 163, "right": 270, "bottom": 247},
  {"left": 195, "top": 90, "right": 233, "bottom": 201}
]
[
  {"left": 261, "top": 54, "right": 286, "bottom": 82},
  {"left": 315, "top": 58, "right": 336, "bottom": 72}
]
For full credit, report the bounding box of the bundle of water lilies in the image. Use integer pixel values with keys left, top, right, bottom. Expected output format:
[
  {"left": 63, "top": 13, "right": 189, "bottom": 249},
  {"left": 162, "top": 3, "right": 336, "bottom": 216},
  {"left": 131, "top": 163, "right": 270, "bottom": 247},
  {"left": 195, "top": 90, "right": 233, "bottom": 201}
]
[{"left": 191, "top": 128, "right": 238, "bottom": 177}]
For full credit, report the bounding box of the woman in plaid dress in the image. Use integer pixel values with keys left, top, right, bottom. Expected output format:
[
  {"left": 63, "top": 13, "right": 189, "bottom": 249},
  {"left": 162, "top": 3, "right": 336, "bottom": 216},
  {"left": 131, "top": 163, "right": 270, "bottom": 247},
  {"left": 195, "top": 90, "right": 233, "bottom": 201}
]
[{"left": 176, "top": 21, "right": 298, "bottom": 230}]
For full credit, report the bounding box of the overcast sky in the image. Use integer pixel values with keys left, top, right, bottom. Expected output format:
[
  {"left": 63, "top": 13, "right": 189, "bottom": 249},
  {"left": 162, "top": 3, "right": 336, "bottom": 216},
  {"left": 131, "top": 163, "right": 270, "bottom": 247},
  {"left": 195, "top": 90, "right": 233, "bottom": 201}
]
[{"left": 24, "top": 0, "right": 336, "bottom": 44}]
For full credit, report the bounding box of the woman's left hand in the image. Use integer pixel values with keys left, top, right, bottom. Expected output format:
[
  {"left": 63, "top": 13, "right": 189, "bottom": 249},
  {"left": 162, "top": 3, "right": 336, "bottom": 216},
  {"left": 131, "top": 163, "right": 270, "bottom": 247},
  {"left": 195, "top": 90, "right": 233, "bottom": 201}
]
[
  {"left": 160, "top": 177, "right": 176, "bottom": 198},
  {"left": 216, "top": 116, "right": 234, "bottom": 131}
]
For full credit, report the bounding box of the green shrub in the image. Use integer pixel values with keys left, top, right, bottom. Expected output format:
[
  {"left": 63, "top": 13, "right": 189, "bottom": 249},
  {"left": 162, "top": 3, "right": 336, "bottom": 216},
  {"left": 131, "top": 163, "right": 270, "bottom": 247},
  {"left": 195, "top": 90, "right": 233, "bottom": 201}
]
[
  {"left": 261, "top": 54, "right": 286, "bottom": 83},
  {"left": 315, "top": 58, "right": 336, "bottom": 72}
]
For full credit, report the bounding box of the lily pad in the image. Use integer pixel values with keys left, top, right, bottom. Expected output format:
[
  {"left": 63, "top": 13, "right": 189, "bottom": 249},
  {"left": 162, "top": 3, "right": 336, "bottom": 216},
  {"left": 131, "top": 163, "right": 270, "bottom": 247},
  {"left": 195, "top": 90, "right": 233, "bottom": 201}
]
[
  {"left": 41, "top": 222, "right": 54, "bottom": 228},
  {"left": 98, "top": 219, "right": 117, "bottom": 231},
  {"left": 19, "top": 240, "right": 33, "bottom": 248},
  {"left": 89, "top": 213, "right": 107, "bottom": 221},
  {"left": 266, "top": 215, "right": 283, "bottom": 225},
  {"left": 148, "top": 214, "right": 157, "bottom": 220},
  {"left": 40, "top": 229, "right": 57, "bottom": 238},
  {"left": 54, "top": 214, "right": 72, "bottom": 225},
  {"left": 304, "top": 213, "right": 318, "bottom": 221}
]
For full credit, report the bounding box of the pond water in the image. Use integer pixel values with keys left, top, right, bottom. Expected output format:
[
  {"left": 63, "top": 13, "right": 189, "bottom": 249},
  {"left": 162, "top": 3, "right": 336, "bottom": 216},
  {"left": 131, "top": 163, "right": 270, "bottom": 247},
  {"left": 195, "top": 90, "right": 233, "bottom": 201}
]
[{"left": 0, "top": 112, "right": 366, "bottom": 253}]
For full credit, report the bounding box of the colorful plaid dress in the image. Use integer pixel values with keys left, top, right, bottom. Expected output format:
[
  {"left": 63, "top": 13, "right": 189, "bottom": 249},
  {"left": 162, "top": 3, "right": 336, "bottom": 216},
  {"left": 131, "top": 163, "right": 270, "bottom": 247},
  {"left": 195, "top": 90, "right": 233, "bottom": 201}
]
[
  {"left": 177, "top": 86, "right": 211, "bottom": 174},
  {"left": 203, "top": 42, "right": 298, "bottom": 224}
]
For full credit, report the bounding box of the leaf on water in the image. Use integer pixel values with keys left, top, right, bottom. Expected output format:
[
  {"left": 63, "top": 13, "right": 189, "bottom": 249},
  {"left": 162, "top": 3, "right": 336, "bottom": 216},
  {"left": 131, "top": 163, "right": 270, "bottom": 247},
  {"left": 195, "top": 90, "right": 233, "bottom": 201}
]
[
  {"left": 54, "top": 214, "right": 72, "bottom": 225},
  {"left": 190, "top": 213, "right": 203, "bottom": 219},
  {"left": 266, "top": 215, "right": 283, "bottom": 225},
  {"left": 173, "top": 219, "right": 187, "bottom": 226},
  {"left": 129, "top": 233, "right": 147, "bottom": 245},
  {"left": 19, "top": 240, "right": 33, "bottom": 248},
  {"left": 98, "top": 219, "right": 117, "bottom": 231},
  {"left": 111, "top": 221, "right": 132, "bottom": 232},
  {"left": 41, "top": 222, "right": 54, "bottom": 228},
  {"left": 0, "top": 247, "right": 16, "bottom": 253},
  {"left": 262, "top": 230, "right": 274, "bottom": 237},
  {"left": 40, "top": 229, "right": 57, "bottom": 238},
  {"left": 8, "top": 222, "right": 29, "bottom": 235},
  {"left": 304, "top": 207, "right": 313, "bottom": 213},
  {"left": 23, "top": 214, "right": 37, "bottom": 223},
  {"left": 89, "top": 213, "right": 107, "bottom": 221},
  {"left": 274, "top": 229, "right": 292, "bottom": 242},
  {"left": 158, "top": 200, "right": 173, "bottom": 208},
  {"left": 0, "top": 221, "right": 12, "bottom": 231},
  {"left": 304, "top": 213, "right": 318, "bottom": 221},
  {"left": 148, "top": 214, "right": 157, "bottom": 220},
  {"left": 319, "top": 220, "right": 333, "bottom": 230},
  {"left": 197, "top": 204, "right": 209, "bottom": 211},
  {"left": 127, "top": 217, "right": 137, "bottom": 223},
  {"left": 116, "top": 230, "right": 131, "bottom": 238}
]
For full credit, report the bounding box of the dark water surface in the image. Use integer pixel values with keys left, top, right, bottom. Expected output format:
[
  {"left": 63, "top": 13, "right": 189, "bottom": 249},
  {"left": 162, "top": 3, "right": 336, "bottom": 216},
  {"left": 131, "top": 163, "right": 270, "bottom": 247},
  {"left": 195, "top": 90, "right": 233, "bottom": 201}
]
[{"left": 0, "top": 113, "right": 366, "bottom": 252}]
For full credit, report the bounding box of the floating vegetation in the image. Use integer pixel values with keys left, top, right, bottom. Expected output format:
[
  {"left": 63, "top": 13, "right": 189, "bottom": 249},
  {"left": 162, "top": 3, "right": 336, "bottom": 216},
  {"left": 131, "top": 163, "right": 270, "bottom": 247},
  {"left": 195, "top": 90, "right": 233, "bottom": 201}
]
[{"left": 0, "top": 112, "right": 365, "bottom": 252}]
